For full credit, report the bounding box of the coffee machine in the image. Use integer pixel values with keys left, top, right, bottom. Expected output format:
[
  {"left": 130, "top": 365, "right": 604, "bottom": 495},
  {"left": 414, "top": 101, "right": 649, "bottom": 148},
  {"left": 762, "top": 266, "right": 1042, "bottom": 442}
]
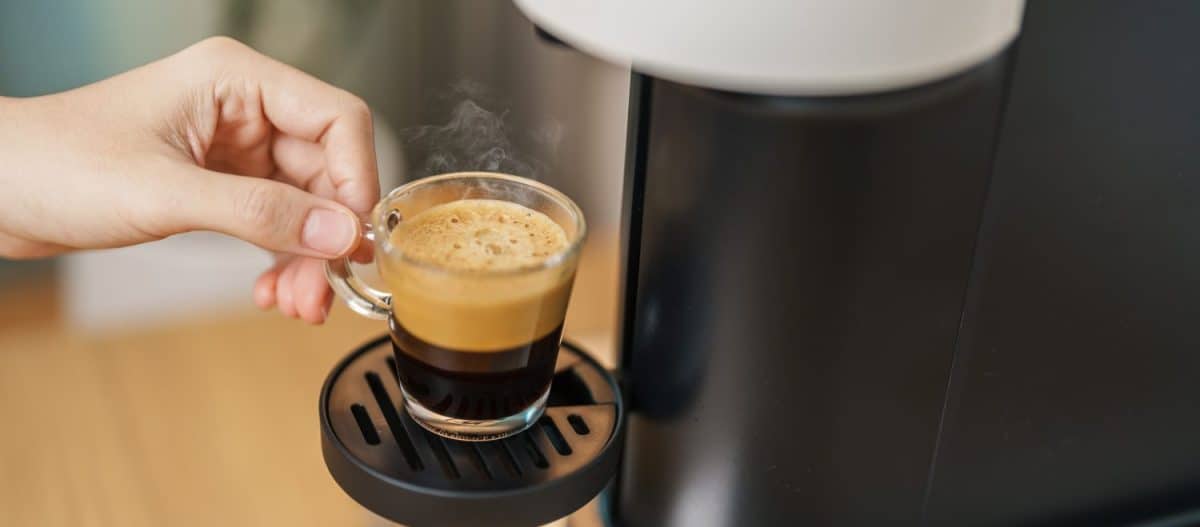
[{"left": 320, "top": 1, "right": 1200, "bottom": 525}]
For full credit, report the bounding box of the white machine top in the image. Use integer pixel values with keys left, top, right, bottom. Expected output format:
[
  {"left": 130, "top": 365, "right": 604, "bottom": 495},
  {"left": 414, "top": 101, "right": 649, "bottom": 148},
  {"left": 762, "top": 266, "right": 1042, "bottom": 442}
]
[{"left": 515, "top": 0, "right": 1024, "bottom": 96}]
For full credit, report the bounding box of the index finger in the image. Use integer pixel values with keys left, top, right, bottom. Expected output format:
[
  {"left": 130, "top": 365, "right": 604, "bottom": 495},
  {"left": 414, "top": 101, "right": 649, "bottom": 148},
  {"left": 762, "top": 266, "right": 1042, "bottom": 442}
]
[{"left": 203, "top": 37, "right": 381, "bottom": 214}]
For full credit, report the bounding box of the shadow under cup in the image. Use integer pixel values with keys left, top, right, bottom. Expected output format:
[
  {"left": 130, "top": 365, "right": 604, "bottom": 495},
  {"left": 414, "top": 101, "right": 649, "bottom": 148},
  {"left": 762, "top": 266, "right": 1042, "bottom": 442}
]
[{"left": 328, "top": 172, "right": 586, "bottom": 441}]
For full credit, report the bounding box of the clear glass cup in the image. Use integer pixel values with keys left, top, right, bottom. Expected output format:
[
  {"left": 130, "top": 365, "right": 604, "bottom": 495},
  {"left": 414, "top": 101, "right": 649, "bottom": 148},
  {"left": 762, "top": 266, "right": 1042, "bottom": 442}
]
[{"left": 326, "top": 172, "right": 586, "bottom": 441}]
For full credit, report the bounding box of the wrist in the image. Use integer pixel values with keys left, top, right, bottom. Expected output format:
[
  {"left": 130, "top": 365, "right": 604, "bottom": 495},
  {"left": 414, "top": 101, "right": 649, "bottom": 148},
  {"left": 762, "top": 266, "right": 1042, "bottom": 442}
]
[
  {"left": 0, "top": 94, "right": 48, "bottom": 133},
  {"left": 0, "top": 95, "right": 17, "bottom": 119},
  {"left": 0, "top": 95, "right": 29, "bottom": 147}
]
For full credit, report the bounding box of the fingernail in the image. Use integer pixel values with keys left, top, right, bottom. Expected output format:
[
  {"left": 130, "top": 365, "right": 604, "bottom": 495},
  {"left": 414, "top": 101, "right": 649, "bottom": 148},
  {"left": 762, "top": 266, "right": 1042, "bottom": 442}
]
[{"left": 302, "top": 208, "right": 358, "bottom": 256}]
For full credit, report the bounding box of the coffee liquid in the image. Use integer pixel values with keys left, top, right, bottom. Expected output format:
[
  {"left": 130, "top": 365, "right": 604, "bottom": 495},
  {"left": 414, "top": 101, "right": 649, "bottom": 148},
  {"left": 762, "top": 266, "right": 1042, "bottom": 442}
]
[
  {"left": 381, "top": 199, "right": 573, "bottom": 421},
  {"left": 391, "top": 318, "right": 562, "bottom": 420}
]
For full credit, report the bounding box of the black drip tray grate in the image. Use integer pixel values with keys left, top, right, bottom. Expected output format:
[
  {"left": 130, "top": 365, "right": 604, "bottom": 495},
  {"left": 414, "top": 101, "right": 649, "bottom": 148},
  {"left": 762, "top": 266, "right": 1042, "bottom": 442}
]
[{"left": 320, "top": 336, "right": 624, "bottom": 527}]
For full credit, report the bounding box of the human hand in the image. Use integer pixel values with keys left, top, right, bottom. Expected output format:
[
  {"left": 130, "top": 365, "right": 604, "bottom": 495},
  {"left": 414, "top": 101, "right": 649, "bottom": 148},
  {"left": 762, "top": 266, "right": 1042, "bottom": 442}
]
[{"left": 0, "top": 36, "right": 380, "bottom": 324}]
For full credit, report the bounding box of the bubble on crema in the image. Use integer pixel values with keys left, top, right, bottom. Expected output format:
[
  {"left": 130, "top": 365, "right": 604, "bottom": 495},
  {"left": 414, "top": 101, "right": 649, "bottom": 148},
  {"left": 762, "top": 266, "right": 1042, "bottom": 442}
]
[{"left": 392, "top": 199, "right": 568, "bottom": 272}]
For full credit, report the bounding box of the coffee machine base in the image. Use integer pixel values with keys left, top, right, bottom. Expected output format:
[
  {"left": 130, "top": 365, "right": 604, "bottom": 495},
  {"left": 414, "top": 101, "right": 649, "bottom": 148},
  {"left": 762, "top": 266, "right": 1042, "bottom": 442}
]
[{"left": 320, "top": 336, "right": 625, "bottom": 527}]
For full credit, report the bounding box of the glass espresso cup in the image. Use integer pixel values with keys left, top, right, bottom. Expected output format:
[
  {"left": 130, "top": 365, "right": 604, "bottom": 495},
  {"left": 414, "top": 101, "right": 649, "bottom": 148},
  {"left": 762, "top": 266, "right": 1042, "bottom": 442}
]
[{"left": 326, "top": 172, "right": 585, "bottom": 441}]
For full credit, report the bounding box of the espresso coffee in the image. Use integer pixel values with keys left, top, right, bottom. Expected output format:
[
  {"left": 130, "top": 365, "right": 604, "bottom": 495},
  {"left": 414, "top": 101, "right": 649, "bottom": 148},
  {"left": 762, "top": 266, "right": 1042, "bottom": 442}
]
[
  {"left": 389, "top": 319, "right": 563, "bottom": 420},
  {"left": 381, "top": 199, "right": 574, "bottom": 421}
]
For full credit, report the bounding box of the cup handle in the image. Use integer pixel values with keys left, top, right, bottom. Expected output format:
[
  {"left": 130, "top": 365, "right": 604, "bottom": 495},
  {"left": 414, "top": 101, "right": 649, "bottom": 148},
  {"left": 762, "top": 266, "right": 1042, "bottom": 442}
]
[{"left": 324, "top": 224, "right": 391, "bottom": 320}]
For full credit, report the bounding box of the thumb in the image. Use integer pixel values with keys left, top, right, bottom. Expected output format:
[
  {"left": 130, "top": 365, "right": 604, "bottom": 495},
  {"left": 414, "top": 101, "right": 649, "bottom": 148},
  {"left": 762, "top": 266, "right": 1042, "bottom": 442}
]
[{"left": 167, "top": 167, "right": 363, "bottom": 258}]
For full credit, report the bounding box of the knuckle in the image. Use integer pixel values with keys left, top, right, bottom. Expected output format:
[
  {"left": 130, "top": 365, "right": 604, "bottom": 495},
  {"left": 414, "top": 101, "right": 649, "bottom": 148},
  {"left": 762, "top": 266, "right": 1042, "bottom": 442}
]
[
  {"left": 236, "top": 184, "right": 285, "bottom": 236},
  {"left": 193, "top": 35, "right": 248, "bottom": 56},
  {"left": 182, "top": 36, "right": 253, "bottom": 68},
  {"left": 344, "top": 94, "right": 373, "bottom": 123}
]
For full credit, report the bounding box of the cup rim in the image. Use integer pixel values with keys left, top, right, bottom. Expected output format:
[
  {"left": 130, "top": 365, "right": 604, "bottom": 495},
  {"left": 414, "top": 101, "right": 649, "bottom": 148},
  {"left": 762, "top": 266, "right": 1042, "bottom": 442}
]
[{"left": 371, "top": 171, "right": 587, "bottom": 277}]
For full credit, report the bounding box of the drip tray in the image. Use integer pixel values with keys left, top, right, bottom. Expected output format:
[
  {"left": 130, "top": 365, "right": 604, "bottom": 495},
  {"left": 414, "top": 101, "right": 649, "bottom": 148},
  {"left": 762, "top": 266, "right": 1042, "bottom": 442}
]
[{"left": 320, "top": 335, "right": 625, "bottom": 527}]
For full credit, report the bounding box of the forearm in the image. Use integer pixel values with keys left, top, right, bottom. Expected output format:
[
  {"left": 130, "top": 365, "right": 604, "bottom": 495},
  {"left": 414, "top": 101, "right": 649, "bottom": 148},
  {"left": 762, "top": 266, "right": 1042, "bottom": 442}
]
[
  {"left": 0, "top": 91, "right": 111, "bottom": 250},
  {"left": 0, "top": 96, "right": 62, "bottom": 258}
]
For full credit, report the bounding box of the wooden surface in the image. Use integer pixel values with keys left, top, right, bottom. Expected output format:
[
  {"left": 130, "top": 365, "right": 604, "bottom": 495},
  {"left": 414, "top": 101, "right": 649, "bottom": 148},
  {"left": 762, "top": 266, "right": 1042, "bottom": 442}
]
[{"left": 0, "top": 234, "right": 618, "bottom": 527}]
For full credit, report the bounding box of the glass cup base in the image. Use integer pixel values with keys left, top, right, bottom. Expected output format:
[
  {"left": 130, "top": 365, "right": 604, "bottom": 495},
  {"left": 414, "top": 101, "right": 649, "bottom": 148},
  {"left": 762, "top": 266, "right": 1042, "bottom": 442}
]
[{"left": 401, "top": 387, "right": 550, "bottom": 442}]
